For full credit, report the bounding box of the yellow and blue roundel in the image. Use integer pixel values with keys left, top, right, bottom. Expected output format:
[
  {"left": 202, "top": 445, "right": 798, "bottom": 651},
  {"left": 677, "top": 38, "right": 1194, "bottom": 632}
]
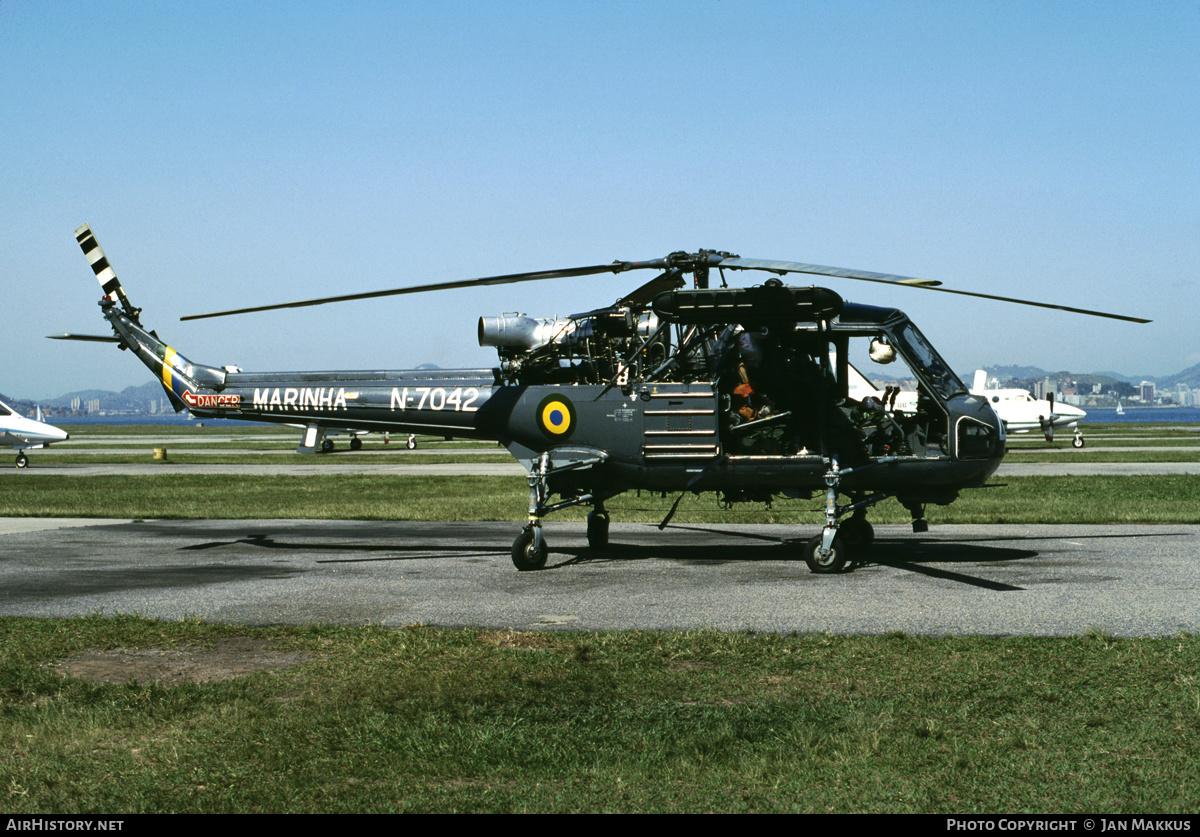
[{"left": 537, "top": 395, "right": 577, "bottom": 439}]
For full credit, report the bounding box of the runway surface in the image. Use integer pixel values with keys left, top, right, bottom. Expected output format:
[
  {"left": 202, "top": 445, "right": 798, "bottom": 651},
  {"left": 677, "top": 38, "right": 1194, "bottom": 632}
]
[{"left": 2, "top": 518, "right": 1196, "bottom": 636}]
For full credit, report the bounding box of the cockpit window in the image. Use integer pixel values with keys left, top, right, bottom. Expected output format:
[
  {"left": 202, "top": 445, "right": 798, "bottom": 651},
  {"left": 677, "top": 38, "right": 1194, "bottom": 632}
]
[{"left": 892, "top": 322, "right": 967, "bottom": 401}]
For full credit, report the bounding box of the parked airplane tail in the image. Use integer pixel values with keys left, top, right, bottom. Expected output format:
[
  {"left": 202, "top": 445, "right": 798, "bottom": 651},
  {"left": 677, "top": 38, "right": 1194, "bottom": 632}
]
[{"left": 66, "top": 224, "right": 227, "bottom": 413}]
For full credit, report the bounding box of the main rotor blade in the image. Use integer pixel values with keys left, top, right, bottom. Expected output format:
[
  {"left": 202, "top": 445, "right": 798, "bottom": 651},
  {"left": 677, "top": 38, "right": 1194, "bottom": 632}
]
[
  {"left": 720, "top": 258, "right": 943, "bottom": 288},
  {"left": 181, "top": 260, "right": 657, "bottom": 321},
  {"left": 889, "top": 284, "right": 1151, "bottom": 323},
  {"left": 721, "top": 258, "right": 1150, "bottom": 323}
]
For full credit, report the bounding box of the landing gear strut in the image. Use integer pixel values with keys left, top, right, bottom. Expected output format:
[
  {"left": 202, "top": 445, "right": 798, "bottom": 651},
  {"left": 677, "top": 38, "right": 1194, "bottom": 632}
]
[
  {"left": 510, "top": 450, "right": 609, "bottom": 570},
  {"left": 513, "top": 451, "right": 552, "bottom": 571},
  {"left": 803, "top": 456, "right": 896, "bottom": 573}
]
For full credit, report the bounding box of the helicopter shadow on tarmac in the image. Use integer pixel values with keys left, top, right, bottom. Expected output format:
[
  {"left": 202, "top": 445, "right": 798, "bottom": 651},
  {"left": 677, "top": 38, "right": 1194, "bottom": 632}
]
[
  {"left": 180, "top": 532, "right": 514, "bottom": 564},
  {"left": 165, "top": 522, "right": 1180, "bottom": 593},
  {"left": 545, "top": 523, "right": 1044, "bottom": 590},
  {"left": 550, "top": 525, "right": 1184, "bottom": 591}
]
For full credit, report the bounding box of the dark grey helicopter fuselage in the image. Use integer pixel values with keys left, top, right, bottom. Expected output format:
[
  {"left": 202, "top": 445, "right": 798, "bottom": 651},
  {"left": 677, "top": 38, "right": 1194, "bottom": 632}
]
[{"left": 99, "top": 293, "right": 1003, "bottom": 512}]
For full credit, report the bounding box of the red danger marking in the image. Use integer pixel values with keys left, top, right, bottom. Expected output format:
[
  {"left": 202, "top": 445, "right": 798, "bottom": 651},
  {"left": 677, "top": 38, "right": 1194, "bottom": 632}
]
[{"left": 183, "top": 392, "right": 241, "bottom": 409}]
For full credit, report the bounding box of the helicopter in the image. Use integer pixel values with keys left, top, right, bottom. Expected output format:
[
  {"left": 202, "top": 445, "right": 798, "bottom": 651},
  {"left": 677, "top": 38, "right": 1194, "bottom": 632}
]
[{"left": 57, "top": 224, "right": 1149, "bottom": 573}]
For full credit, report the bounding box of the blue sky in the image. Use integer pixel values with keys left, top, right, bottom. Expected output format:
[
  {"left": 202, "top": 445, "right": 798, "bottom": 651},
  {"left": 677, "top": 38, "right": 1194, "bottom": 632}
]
[{"left": 3, "top": 1, "right": 1196, "bottom": 399}]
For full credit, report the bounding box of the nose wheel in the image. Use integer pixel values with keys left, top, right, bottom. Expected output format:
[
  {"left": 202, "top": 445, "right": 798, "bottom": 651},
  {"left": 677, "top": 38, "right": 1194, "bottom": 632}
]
[
  {"left": 804, "top": 533, "right": 849, "bottom": 573},
  {"left": 512, "top": 527, "right": 548, "bottom": 571}
]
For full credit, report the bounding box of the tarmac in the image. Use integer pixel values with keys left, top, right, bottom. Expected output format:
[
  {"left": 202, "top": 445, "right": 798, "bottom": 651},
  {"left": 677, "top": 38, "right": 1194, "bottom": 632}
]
[
  {"left": 4, "top": 430, "right": 1197, "bottom": 635},
  {"left": 0, "top": 518, "right": 1196, "bottom": 636}
]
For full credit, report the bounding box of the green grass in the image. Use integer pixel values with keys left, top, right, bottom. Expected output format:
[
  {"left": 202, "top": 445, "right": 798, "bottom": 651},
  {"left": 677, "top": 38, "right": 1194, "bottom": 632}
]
[
  {"left": 2, "top": 474, "right": 1200, "bottom": 524},
  {"left": 1003, "top": 451, "right": 1200, "bottom": 462},
  {"left": 1, "top": 616, "right": 1196, "bottom": 813}
]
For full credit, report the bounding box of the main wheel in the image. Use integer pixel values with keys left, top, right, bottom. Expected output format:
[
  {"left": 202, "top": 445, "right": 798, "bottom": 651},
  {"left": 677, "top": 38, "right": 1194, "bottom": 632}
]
[
  {"left": 804, "top": 533, "right": 850, "bottom": 574},
  {"left": 512, "top": 528, "right": 548, "bottom": 571},
  {"left": 321, "top": 438, "right": 334, "bottom": 452},
  {"left": 350, "top": 437, "right": 363, "bottom": 451},
  {"left": 587, "top": 511, "right": 610, "bottom": 549},
  {"left": 15, "top": 453, "right": 28, "bottom": 469},
  {"left": 839, "top": 516, "right": 874, "bottom": 551}
]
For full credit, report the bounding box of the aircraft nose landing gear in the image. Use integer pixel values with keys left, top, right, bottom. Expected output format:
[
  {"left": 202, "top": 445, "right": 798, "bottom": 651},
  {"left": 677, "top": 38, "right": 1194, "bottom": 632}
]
[
  {"left": 512, "top": 526, "right": 548, "bottom": 571},
  {"left": 510, "top": 450, "right": 610, "bottom": 570},
  {"left": 803, "top": 457, "right": 895, "bottom": 573},
  {"left": 804, "top": 532, "right": 849, "bottom": 573}
]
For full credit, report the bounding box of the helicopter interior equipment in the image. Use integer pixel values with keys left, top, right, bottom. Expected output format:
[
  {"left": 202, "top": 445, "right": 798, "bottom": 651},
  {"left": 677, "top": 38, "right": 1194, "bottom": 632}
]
[{"left": 58, "top": 226, "right": 1149, "bottom": 573}]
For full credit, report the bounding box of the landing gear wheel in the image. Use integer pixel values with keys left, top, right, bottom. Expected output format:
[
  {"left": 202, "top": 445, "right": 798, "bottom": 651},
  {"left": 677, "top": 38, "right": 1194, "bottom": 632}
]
[
  {"left": 839, "top": 517, "right": 874, "bottom": 551},
  {"left": 350, "top": 437, "right": 362, "bottom": 451},
  {"left": 406, "top": 435, "right": 417, "bottom": 450},
  {"left": 804, "top": 533, "right": 850, "bottom": 574},
  {"left": 512, "top": 528, "right": 548, "bottom": 571},
  {"left": 321, "top": 439, "right": 334, "bottom": 452},
  {"left": 1072, "top": 435, "right": 1085, "bottom": 449},
  {"left": 587, "top": 512, "right": 610, "bottom": 550},
  {"left": 15, "top": 453, "right": 28, "bottom": 469}
]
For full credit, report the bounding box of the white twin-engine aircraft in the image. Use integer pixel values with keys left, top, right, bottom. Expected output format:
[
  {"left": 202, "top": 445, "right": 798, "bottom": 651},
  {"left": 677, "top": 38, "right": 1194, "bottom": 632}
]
[
  {"left": 848, "top": 365, "right": 1086, "bottom": 447},
  {"left": 0, "top": 398, "right": 69, "bottom": 468},
  {"left": 969, "top": 370, "right": 1087, "bottom": 447}
]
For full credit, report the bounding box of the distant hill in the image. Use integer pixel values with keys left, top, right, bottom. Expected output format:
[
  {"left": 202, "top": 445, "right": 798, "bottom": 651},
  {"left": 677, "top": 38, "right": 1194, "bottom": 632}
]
[
  {"left": 984, "top": 367, "right": 1151, "bottom": 386},
  {"left": 984, "top": 365, "right": 1054, "bottom": 382},
  {"left": 1159, "top": 361, "right": 1200, "bottom": 390},
  {"left": 0, "top": 392, "right": 38, "bottom": 415}
]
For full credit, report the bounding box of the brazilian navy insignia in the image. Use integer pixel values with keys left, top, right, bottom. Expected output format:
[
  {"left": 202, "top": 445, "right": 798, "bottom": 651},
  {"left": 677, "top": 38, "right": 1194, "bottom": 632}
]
[{"left": 537, "top": 395, "right": 576, "bottom": 439}]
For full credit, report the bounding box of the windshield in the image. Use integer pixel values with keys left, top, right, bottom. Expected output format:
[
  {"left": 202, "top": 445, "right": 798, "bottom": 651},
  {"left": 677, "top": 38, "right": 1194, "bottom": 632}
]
[{"left": 892, "top": 322, "right": 967, "bottom": 400}]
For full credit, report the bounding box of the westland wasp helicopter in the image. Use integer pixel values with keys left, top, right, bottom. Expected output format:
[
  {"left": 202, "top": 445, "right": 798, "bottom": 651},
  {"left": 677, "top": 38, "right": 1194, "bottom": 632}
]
[{"left": 57, "top": 225, "right": 1149, "bottom": 573}]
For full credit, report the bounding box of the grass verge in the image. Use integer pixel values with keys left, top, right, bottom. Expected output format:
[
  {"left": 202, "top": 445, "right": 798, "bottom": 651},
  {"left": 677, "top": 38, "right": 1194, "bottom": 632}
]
[
  {"left": 1, "top": 616, "right": 1196, "bottom": 813},
  {"left": 2, "top": 474, "right": 1199, "bottom": 524}
]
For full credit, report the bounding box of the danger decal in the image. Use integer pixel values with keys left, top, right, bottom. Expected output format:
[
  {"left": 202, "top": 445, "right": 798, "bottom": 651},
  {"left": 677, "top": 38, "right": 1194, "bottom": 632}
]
[{"left": 183, "top": 391, "right": 241, "bottom": 409}]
